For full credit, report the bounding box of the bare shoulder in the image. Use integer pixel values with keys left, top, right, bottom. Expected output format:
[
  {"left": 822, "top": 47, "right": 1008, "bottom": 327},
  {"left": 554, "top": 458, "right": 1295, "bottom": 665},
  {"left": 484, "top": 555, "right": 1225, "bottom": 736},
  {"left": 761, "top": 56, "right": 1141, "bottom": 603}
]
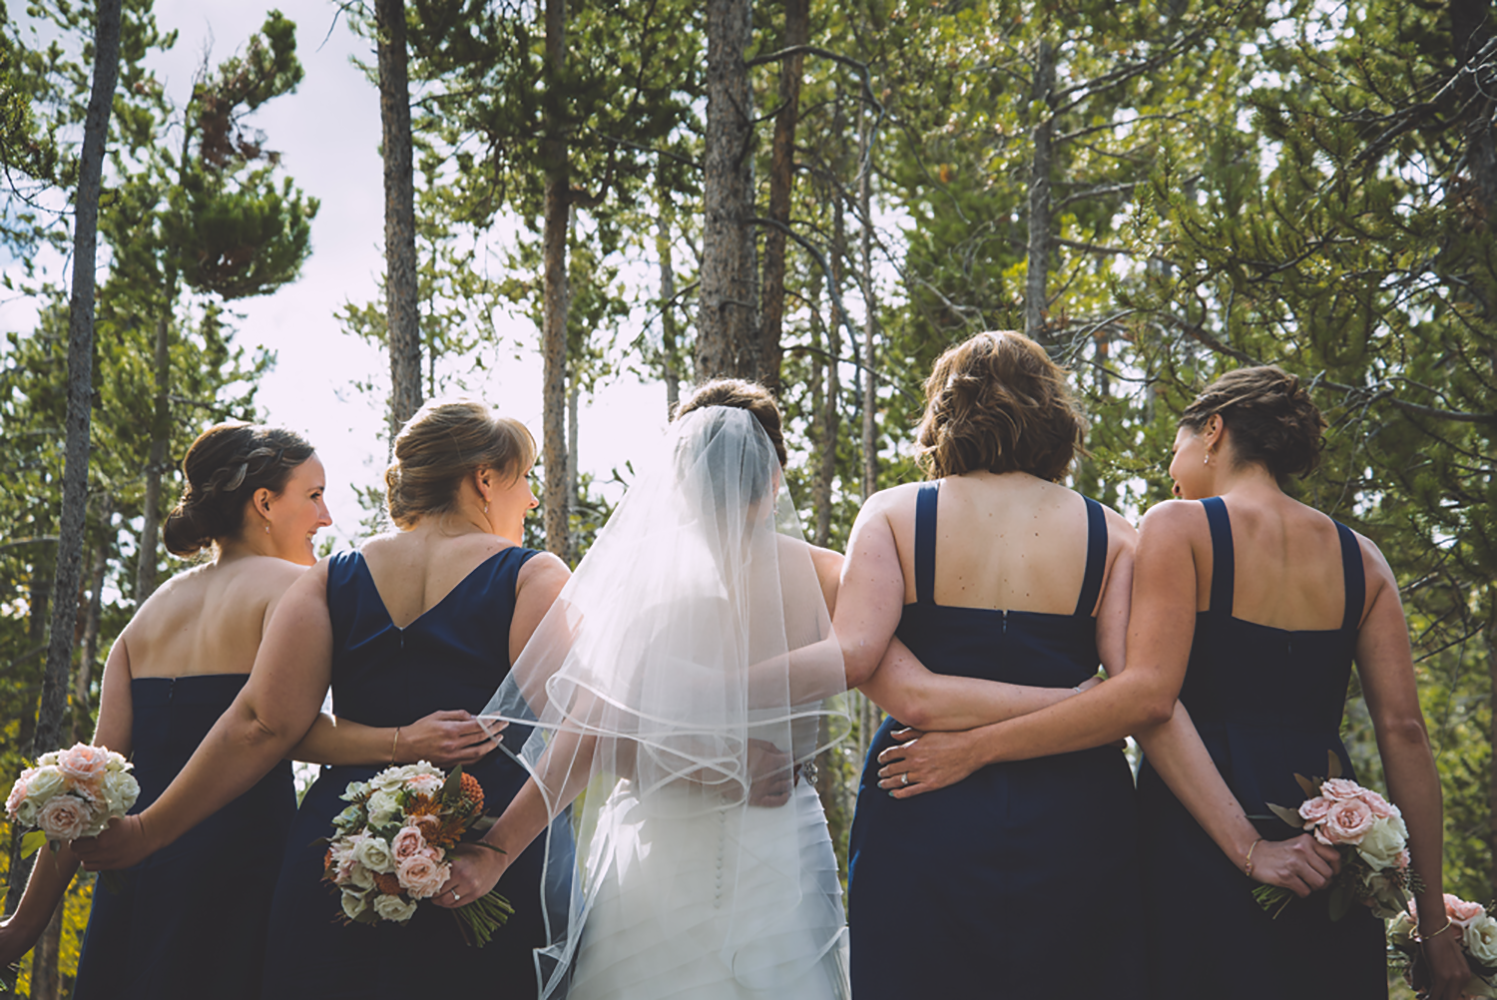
[
  {"left": 517, "top": 550, "right": 570, "bottom": 590},
  {"left": 1138, "top": 497, "right": 1206, "bottom": 535},
  {"left": 1352, "top": 529, "right": 1396, "bottom": 593},
  {"left": 806, "top": 541, "right": 845, "bottom": 575},
  {"left": 1097, "top": 503, "right": 1138, "bottom": 544}
]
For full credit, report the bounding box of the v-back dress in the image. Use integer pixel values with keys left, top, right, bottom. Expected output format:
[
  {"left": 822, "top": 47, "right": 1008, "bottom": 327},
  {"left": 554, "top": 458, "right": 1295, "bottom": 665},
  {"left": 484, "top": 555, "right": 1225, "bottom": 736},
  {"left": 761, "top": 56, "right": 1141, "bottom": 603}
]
[
  {"left": 846, "top": 482, "right": 1143, "bottom": 999},
  {"left": 1136, "top": 497, "right": 1386, "bottom": 998},
  {"left": 260, "top": 547, "right": 572, "bottom": 999},
  {"left": 72, "top": 673, "right": 296, "bottom": 1000}
]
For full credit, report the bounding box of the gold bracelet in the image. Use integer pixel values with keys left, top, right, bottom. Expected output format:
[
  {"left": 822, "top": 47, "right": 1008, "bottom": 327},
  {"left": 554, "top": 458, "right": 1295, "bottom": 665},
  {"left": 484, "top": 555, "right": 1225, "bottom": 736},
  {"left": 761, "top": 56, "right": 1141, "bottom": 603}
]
[
  {"left": 1423, "top": 916, "right": 1454, "bottom": 940},
  {"left": 1244, "top": 837, "right": 1264, "bottom": 878},
  {"left": 390, "top": 726, "right": 401, "bottom": 764}
]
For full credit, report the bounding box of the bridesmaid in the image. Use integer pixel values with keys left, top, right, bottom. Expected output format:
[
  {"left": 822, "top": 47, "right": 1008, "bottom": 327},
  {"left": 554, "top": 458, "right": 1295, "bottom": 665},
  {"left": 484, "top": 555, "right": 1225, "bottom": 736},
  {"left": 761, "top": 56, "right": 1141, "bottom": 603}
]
[
  {"left": 74, "top": 400, "right": 571, "bottom": 999},
  {"left": 832, "top": 332, "right": 1143, "bottom": 998},
  {"left": 0, "top": 422, "right": 494, "bottom": 999},
  {"left": 882, "top": 366, "right": 1469, "bottom": 999}
]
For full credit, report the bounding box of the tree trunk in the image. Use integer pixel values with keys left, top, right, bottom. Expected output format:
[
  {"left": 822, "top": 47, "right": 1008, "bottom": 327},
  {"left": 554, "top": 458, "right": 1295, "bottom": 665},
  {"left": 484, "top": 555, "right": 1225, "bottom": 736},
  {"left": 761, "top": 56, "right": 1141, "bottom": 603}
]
[
  {"left": 1451, "top": 0, "right": 1496, "bottom": 220},
  {"left": 807, "top": 270, "right": 831, "bottom": 548},
  {"left": 134, "top": 312, "right": 170, "bottom": 602},
  {"left": 757, "top": 0, "right": 809, "bottom": 394},
  {"left": 566, "top": 377, "right": 579, "bottom": 566},
  {"left": 377, "top": 0, "right": 423, "bottom": 435},
  {"left": 697, "top": 0, "right": 759, "bottom": 382},
  {"left": 815, "top": 134, "right": 846, "bottom": 547},
  {"left": 5, "top": 571, "right": 50, "bottom": 918},
  {"left": 1024, "top": 39, "right": 1055, "bottom": 343},
  {"left": 541, "top": 0, "right": 570, "bottom": 560},
  {"left": 36, "top": 0, "right": 122, "bottom": 764},
  {"left": 1488, "top": 597, "right": 1497, "bottom": 903},
  {"left": 656, "top": 177, "right": 680, "bottom": 416},
  {"left": 77, "top": 513, "right": 111, "bottom": 712},
  {"left": 858, "top": 111, "right": 878, "bottom": 501},
  {"left": 28, "top": 905, "right": 64, "bottom": 1000}
]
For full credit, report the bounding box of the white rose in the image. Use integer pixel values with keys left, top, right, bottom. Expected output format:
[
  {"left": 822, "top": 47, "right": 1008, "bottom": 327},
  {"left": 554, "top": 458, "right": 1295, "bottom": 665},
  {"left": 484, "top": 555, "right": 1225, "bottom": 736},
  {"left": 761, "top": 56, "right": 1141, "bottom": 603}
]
[
  {"left": 104, "top": 753, "right": 128, "bottom": 774},
  {"left": 1388, "top": 910, "right": 1417, "bottom": 946},
  {"left": 1465, "top": 914, "right": 1497, "bottom": 967},
  {"left": 100, "top": 770, "right": 140, "bottom": 816},
  {"left": 340, "top": 781, "right": 371, "bottom": 803},
  {"left": 331, "top": 805, "right": 366, "bottom": 832},
  {"left": 340, "top": 888, "right": 371, "bottom": 921},
  {"left": 25, "top": 767, "right": 66, "bottom": 801},
  {"left": 372, "top": 893, "right": 418, "bottom": 923},
  {"left": 1355, "top": 815, "right": 1409, "bottom": 871},
  {"left": 371, "top": 762, "right": 442, "bottom": 793},
  {"left": 352, "top": 836, "right": 396, "bottom": 874},
  {"left": 13, "top": 796, "right": 39, "bottom": 826},
  {"left": 366, "top": 790, "right": 401, "bottom": 829},
  {"left": 346, "top": 862, "right": 376, "bottom": 891},
  {"left": 35, "top": 752, "right": 59, "bottom": 767}
]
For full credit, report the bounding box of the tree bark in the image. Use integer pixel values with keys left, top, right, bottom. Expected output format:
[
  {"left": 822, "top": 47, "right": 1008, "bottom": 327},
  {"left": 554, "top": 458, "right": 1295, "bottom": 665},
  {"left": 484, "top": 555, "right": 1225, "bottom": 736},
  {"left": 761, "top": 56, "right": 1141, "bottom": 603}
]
[
  {"left": 566, "top": 376, "right": 579, "bottom": 565},
  {"left": 815, "top": 130, "right": 846, "bottom": 547},
  {"left": 5, "top": 571, "right": 50, "bottom": 918},
  {"left": 77, "top": 513, "right": 111, "bottom": 712},
  {"left": 1024, "top": 39, "right": 1055, "bottom": 343},
  {"left": 541, "top": 0, "right": 570, "bottom": 559},
  {"left": 858, "top": 110, "right": 878, "bottom": 501},
  {"left": 134, "top": 312, "right": 170, "bottom": 602},
  {"left": 377, "top": 0, "right": 423, "bottom": 434},
  {"left": 1488, "top": 597, "right": 1497, "bottom": 903},
  {"left": 758, "top": 0, "right": 809, "bottom": 395},
  {"left": 36, "top": 0, "right": 121, "bottom": 764},
  {"left": 1450, "top": 0, "right": 1496, "bottom": 220},
  {"left": 697, "top": 0, "right": 759, "bottom": 382},
  {"left": 656, "top": 176, "right": 680, "bottom": 416},
  {"left": 28, "top": 905, "right": 63, "bottom": 1000}
]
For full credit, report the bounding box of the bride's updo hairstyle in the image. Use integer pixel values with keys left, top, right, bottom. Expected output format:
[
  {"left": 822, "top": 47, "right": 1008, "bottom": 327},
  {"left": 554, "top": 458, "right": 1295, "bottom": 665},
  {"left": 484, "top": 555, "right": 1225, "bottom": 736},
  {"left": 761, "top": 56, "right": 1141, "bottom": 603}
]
[
  {"left": 672, "top": 379, "right": 787, "bottom": 505},
  {"left": 916, "top": 331, "right": 1084, "bottom": 482},
  {"left": 163, "top": 422, "right": 316, "bottom": 556},
  {"left": 384, "top": 399, "right": 536, "bottom": 529},
  {"left": 1179, "top": 365, "right": 1326, "bottom": 481}
]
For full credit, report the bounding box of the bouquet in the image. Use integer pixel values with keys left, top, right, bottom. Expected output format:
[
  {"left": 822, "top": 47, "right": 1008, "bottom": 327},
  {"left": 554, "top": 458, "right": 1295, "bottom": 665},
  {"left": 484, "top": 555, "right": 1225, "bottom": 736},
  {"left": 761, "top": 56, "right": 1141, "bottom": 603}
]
[
  {"left": 1254, "top": 752, "right": 1416, "bottom": 920},
  {"left": 322, "top": 762, "right": 512, "bottom": 947},
  {"left": 1389, "top": 894, "right": 1497, "bottom": 998},
  {"left": 5, "top": 744, "right": 140, "bottom": 857}
]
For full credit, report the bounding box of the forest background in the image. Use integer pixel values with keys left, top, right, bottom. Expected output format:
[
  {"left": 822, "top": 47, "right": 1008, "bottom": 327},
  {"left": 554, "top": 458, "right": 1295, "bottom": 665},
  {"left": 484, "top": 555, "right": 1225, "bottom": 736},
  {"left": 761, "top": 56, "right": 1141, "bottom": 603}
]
[{"left": 0, "top": 0, "right": 1493, "bottom": 995}]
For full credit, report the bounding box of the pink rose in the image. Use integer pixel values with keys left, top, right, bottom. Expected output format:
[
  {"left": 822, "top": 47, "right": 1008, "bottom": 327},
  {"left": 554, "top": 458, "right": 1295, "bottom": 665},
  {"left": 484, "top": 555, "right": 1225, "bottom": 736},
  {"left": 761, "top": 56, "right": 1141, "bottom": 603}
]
[
  {"left": 1358, "top": 790, "right": 1396, "bottom": 819},
  {"left": 391, "top": 826, "right": 427, "bottom": 861},
  {"left": 1446, "top": 894, "right": 1486, "bottom": 928},
  {"left": 6, "top": 771, "right": 32, "bottom": 817},
  {"left": 57, "top": 744, "right": 111, "bottom": 785},
  {"left": 1298, "top": 796, "right": 1333, "bottom": 826},
  {"left": 1319, "top": 778, "right": 1365, "bottom": 802},
  {"left": 395, "top": 852, "right": 450, "bottom": 900},
  {"left": 37, "top": 794, "right": 90, "bottom": 840},
  {"left": 1314, "top": 797, "right": 1374, "bottom": 846},
  {"left": 1396, "top": 849, "right": 1411, "bottom": 871}
]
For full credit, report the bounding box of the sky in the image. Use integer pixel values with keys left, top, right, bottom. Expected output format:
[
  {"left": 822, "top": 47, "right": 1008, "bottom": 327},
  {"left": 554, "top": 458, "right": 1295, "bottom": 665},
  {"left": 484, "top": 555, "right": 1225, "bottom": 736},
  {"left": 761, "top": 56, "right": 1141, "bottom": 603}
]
[{"left": 2, "top": 0, "right": 671, "bottom": 548}]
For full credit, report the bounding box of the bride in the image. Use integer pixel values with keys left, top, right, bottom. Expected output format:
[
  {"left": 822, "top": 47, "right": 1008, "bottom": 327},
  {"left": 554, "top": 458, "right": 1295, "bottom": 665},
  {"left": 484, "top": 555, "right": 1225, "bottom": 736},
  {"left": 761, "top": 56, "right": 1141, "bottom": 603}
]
[{"left": 434, "top": 386, "right": 850, "bottom": 1000}]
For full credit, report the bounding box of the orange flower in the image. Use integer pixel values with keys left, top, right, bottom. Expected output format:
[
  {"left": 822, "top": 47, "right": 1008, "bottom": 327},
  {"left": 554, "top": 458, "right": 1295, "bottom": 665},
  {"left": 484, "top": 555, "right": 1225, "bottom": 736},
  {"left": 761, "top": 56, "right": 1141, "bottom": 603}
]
[
  {"left": 375, "top": 872, "right": 402, "bottom": 896},
  {"left": 459, "top": 772, "right": 484, "bottom": 813}
]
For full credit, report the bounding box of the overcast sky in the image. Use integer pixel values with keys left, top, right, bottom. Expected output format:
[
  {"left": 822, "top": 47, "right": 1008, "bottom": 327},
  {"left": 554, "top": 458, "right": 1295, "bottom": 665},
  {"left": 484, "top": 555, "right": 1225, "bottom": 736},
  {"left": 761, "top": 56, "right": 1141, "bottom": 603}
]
[{"left": 3, "top": 0, "right": 669, "bottom": 548}]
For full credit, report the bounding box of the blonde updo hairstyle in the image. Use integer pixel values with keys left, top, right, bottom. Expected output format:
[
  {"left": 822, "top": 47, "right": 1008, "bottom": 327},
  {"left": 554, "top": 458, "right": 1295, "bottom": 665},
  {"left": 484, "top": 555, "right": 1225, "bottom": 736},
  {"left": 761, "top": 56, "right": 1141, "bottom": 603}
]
[
  {"left": 163, "top": 422, "right": 317, "bottom": 556},
  {"left": 384, "top": 399, "right": 536, "bottom": 529},
  {"left": 1180, "top": 365, "right": 1326, "bottom": 481},
  {"left": 915, "top": 331, "right": 1086, "bottom": 482}
]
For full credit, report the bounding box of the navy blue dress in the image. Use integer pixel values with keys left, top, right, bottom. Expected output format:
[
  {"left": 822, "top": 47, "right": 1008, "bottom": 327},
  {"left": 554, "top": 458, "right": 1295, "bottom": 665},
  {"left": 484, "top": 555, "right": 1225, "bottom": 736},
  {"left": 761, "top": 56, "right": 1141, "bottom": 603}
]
[
  {"left": 847, "top": 483, "right": 1143, "bottom": 998},
  {"left": 73, "top": 674, "right": 296, "bottom": 1000},
  {"left": 261, "top": 547, "right": 572, "bottom": 999},
  {"left": 1136, "top": 497, "right": 1386, "bottom": 998}
]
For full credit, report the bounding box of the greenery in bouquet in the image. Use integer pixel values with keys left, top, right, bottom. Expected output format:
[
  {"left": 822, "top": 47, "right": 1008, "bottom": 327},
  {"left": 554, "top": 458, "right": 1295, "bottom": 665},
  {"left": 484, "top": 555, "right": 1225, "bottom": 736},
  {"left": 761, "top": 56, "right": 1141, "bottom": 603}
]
[{"left": 322, "top": 762, "right": 512, "bottom": 947}]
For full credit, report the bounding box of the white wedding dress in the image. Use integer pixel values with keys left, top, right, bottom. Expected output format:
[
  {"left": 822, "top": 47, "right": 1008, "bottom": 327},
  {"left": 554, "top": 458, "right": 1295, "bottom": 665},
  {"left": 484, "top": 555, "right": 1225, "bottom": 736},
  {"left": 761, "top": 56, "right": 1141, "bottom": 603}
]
[{"left": 482, "top": 408, "right": 850, "bottom": 1000}]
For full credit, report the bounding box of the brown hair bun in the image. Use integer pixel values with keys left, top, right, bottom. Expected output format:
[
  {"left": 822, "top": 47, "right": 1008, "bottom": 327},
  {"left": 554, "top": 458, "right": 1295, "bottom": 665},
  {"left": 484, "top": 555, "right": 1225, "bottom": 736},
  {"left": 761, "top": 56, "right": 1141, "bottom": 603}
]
[
  {"left": 673, "top": 379, "right": 789, "bottom": 470},
  {"left": 1180, "top": 365, "right": 1326, "bottom": 481},
  {"left": 384, "top": 399, "right": 536, "bottom": 529}
]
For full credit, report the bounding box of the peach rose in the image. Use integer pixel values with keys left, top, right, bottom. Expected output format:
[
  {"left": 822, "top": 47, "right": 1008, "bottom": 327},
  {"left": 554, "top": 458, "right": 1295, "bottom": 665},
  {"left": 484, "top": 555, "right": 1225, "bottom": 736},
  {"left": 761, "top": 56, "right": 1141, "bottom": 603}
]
[
  {"left": 1446, "top": 894, "right": 1486, "bottom": 928},
  {"left": 6, "top": 771, "right": 32, "bottom": 817},
  {"left": 395, "top": 852, "right": 450, "bottom": 900},
  {"left": 1315, "top": 797, "right": 1374, "bottom": 845},
  {"left": 57, "top": 744, "right": 112, "bottom": 785},
  {"left": 37, "top": 794, "right": 90, "bottom": 840},
  {"left": 405, "top": 774, "right": 443, "bottom": 797},
  {"left": 391, "top": 826, "right": 427, "bottom": 861},
  {"left": 1359, "top": 791, "right": 1396, "bottom": 819},
  {"left": 1318, "top": 778, "right": 1364, "bottom": 802},
  {"left": 1298, "top": 796, "right": 1333, "bottom": 825}
]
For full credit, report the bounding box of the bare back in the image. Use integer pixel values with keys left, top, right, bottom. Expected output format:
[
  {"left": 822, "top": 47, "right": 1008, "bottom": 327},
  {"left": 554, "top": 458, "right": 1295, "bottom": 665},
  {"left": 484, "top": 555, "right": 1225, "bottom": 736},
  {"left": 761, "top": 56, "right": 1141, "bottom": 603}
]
[
  {"left": 886, "top": 473, "right": 1121, "bottom": 614},
  {"left": 356, "top": 529, "right": 522, "bottom": 629},
  {"left": 125, "top": 556, "right": 304, "bottom": 679},
  {"left": 1194, "top": 493, "right": 1360, "bottom": 631}
]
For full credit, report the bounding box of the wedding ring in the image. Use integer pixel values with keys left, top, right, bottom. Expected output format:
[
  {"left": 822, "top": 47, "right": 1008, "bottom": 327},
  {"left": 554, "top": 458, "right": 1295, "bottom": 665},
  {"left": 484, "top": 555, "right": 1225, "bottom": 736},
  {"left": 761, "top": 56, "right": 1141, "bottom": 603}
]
[
  {"left": 451, "top": 889, "right": 461, "bottom": 901},
  {"left": 901, "top": 773, "right": 909, "bottom": 786}
]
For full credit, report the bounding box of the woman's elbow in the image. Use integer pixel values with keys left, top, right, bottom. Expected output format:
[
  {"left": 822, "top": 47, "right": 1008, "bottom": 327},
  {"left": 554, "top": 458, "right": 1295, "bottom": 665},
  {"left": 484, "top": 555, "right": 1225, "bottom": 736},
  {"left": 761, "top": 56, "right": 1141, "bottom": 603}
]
[
  {"left": 1375, "top": 713, "right": 1431, "bottom": 752},
  {"left": 1131, "top": 694, "right": 1175, "bottom": 730},
  {"left": 841, "top": 647, "right": 881, "bottom": 689}
]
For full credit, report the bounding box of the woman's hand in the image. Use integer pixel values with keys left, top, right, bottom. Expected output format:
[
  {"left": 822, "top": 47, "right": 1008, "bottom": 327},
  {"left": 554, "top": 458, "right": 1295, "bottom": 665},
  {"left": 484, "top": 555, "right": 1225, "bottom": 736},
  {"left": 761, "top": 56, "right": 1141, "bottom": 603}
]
[
  {"left": 432, "top": 842, "right": 509, "bottom": 909},
  {"left": 876, "top": 728, "right": 983, "bottom": 798},
  {"left": 1417, "top": 928, "right": 1474, "bottom": 1000},
  {"left": 396, "top": 710, "right": 506, "bottom": 768},
  {"left": 72, "top": 814, "right": 158, "bottom": 872},
  {"left": 746, "top": 739, "right": 793, "bottom": 808},
  {"left": 1244, "top": 834, "right": 1340, "bottom": 897}
]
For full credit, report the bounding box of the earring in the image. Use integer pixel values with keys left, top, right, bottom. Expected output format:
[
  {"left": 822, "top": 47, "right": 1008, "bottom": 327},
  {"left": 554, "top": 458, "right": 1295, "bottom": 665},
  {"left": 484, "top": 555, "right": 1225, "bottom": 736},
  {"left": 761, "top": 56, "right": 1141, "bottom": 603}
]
[
  {"left": 264, "top": 524, "right": 271, "bottom": 534},
  {"left": 1203, "top": 453, "right": 1209, "bottom": 465},
  {"left": 483, "top": 502, "right": 490, "bottom": 514}
]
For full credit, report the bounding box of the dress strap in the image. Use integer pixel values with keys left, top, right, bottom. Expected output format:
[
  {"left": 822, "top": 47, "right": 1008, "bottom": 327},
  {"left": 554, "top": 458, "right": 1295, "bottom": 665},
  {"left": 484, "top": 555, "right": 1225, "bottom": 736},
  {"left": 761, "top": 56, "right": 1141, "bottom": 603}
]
[
  {"left": 1200, "top": 497, "right": 1234, "bottom": 617},
  {"left": 1073, "top": 497, "right": 1108, "bottom": 617},
  {"left": 1335, "top": 522, "right": 1365, "bottom": 633},
  {"left": 914, "top": 482, "right": 940, "bottom": 605}
]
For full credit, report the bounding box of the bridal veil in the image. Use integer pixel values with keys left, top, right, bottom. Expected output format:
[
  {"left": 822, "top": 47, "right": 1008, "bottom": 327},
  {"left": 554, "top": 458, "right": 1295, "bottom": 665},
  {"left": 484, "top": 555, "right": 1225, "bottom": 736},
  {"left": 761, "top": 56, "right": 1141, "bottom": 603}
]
[{"left": 481, "top": 405, "right": 850, "bottom": 999}]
